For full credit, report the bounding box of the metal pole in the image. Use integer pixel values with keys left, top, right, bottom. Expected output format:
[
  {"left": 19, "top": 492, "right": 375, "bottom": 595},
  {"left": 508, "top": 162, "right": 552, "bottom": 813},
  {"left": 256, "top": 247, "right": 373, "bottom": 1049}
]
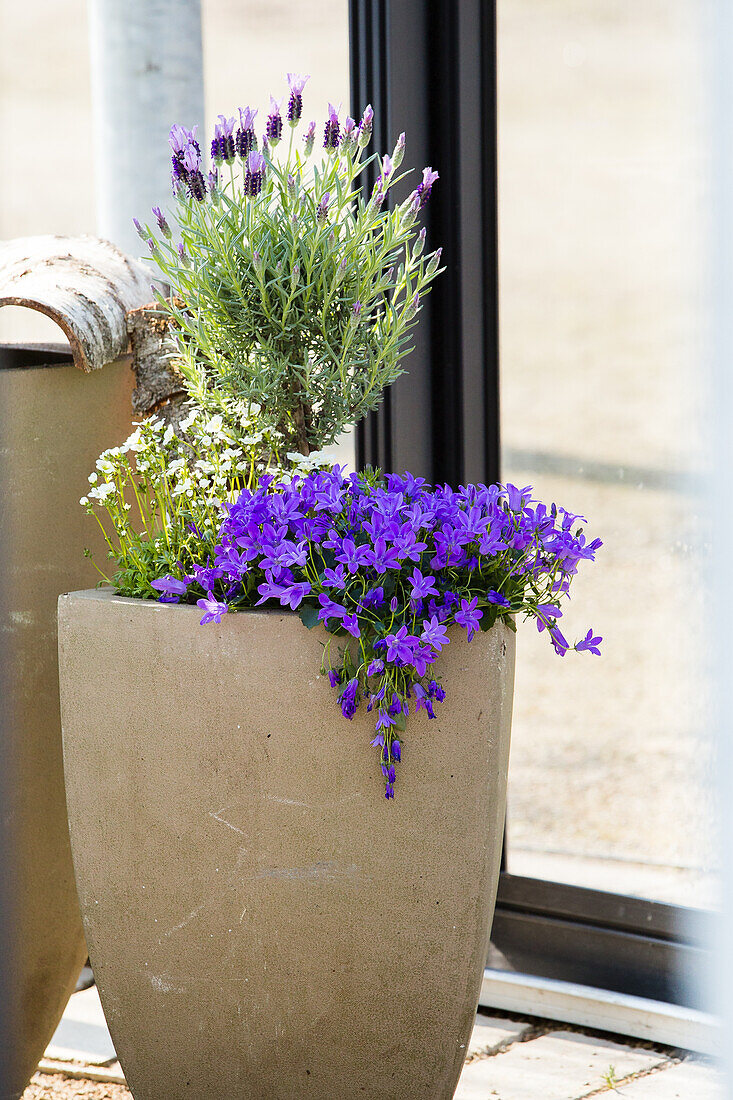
[{"left": 88, "top": 0, "right": 205, "bottom": 259}]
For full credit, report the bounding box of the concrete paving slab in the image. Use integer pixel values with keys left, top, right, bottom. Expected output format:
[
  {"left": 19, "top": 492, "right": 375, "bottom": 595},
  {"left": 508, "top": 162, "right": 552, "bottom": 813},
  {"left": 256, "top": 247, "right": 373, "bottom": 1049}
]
[
  {"left": 454, "top": 1030, "right": 668, "bottom": 1100},
  {"left": 606, "top": 1056, "right": 722, "bottom": 1098},
  {"left": 468, "top": 1013, "right": 533, "bottom": 1058},
  {"left": 45, "top": 985, "right": 116, "bottom": 1065}
]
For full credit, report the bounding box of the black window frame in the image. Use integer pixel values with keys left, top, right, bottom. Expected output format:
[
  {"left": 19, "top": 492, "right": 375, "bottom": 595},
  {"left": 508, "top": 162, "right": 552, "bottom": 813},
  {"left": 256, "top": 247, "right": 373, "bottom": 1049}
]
[{"left": 349, "top": 0, "right": 709, "bottom": 1011}]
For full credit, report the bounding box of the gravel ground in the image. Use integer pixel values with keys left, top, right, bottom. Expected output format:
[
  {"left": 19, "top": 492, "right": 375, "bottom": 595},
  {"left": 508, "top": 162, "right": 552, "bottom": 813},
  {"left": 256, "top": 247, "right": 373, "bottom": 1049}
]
[{"left": 23, "top": 1075, "right": 130, "bottom": 1100}]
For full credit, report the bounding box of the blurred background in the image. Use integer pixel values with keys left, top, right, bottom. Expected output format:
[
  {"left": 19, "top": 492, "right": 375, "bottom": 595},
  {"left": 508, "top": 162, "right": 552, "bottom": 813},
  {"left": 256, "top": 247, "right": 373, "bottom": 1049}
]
[{"left": 0, "top": 0, "right": 714, "bottom": 911}]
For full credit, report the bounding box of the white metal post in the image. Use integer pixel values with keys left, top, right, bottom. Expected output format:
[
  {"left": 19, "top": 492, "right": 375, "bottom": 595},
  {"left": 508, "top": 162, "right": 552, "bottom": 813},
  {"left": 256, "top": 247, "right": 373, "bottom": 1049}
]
[{"left": 88, "top": 0, "right": 204, "bottom": 259}]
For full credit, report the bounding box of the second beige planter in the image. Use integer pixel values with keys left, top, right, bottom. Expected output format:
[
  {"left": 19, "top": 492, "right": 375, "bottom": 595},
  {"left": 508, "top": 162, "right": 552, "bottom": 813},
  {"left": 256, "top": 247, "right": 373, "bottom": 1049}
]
[{"left": 58, "top": 589, "right": 514, "bottom": 1100}]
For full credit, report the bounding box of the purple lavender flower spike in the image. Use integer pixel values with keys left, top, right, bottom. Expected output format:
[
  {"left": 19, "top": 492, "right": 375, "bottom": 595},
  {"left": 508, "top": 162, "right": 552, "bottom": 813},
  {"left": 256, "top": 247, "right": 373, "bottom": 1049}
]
[
  {"left": 244, "top": 150, "right": 266, "bottom": 197},
  {"left": 152, "top": 206, "right": 171, "bottom": 238},
  {"left": 266, "top": 97, "right": 283, "bottom": 146},
  {"left": 177, "top": 242, "right": 189, "bottom": 265},
  {"left": 316, "top": 191, "right": 330, "bottom": 224},
  {"left": 415, "top": 166, "right": 439, "bottom": 208},
  {"left": 211, "top": 114, "right": 236, "bottom": 164},
  {"left": 303, "top": 120, "right": 316, "bottom": 156},
  {"left": 357, "top": 104, "right": 373, "bottom": 148},
  {"left": 391, "top": 131, "right": 406, "bottom": 168},
  {"left": 236, "top": 107, "right": 258, "bottom": 158},
  {"left": 287, "top": 73, "right": 309, "bottom": 124},
  {"left": 133, "top": 217, "right": 146, "bottom": 239},
  {"left": 323, "top": 103, "right": 340, "bottom": 150},
  {"left": 341, "top": 116, "right": 357, "bottom": 155}
]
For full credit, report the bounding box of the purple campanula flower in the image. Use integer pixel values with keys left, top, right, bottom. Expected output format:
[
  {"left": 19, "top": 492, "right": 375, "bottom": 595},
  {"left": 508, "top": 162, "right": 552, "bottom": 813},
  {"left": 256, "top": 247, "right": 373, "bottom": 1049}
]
[
  {"left": 367, "top": 658, "right": 385, "bottom": 677},
  {"left": 342, "top": 614, "right": 361, "bottom": 639},
  {"left": 384, "top": 626, "right": 417, "bottom": 664},
  {"left": 323, "top": 565, "right": 347, "bottom": 589},
  {"left": 575, "top": 629, "right": 602, "bottom": 656},
  {"left": 287, "top": 73, "right": 309, "bottom": 124},
  {"left": 324, "top": 103, "right": 340, "bottom": 150},
  {"left": 385, "top": 783, "right": 395, "bottom": 800},
  {"left": 316, "top": 191, "right": 330, "bottom": 224},
  {"left": 391, "top": 739, "right": 401, "bottom": 762},
  {"left": 152, "top": 206, "right": 171, "bottom": 238},
  {"left": 370, "top": 733, "right": 385, "bottom": 749},
  {"left": 339, "top": 677, "right": 359, "bottom": 719},
  {"left": 357, "top": 104, "right": 373, "bottom": 148},
  {"left": 151, "top": 576, "right": 188, "bottom": 603},
  {"left": 390, "top": 596, "right": 399, "bottom": 613},
  {"left": 421, "top": 615, "right": 449, "bottom": 651},
  {"left": 414, "top": 683, "right": 435, "bottom": 718},
  {"left": 303, "top": 120, "right": 316, "bottom": 156},
  {"left": 549, "top": 625, "right": 570, "bottom": 656},
  {"left": 408, "top": 567, "right": 438, "bottom": 604},
  {"left": 487, "top": 589, "right": 510, "bottom": 609},
  {"left": 266, "top": 97, "right": 283, "bottom": 145},
  {"left": 535, "top": 603, "right": 563, "bottom": 633},
  {"left": 244, "top": 150, "right": 266, "bottom": 197},
  {"left": 328, "top": 669, "right": 342, "bottom": 688},
  {"left": 197, "top": 592, "right": 229, "bottom": 625},
  {"left": 336, "top": 537, "right": 370, "bottom": 574},
  {"left": 236, "top": 107, "right": 258, "bottom": 158},
  {"left": 362, "top": 585, "right": 385, "bottom": 609},
  {"left": 454, "top": 596, "right": 483, "bottom": 641},
  {"left": 376, "top": 710, "right": 395, "bottom": 732},
  {"left": 317, "top": 593, "right": 347, "bottom": 625},
  {"left": 428, "top": 679, "right": 446, "bottom": 702}
]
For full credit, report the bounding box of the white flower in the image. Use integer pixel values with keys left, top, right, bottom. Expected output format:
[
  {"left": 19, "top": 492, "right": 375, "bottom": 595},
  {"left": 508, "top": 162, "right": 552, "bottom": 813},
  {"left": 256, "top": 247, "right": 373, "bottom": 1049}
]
[
  {"left": 123, "top": 429, "right": 143, "bottom": 453},
  {"left": 163, "top": 424, "right": 175, "bottom": 445},
  {"left": 166, "top": 458, "right": 187, "bottom": 475},
  {"left": 180, "top": 409, "right": 199, "bottom": 431},
  {"left": 79, "top": 496, "right": 89, "bottom": 506},
  {"left": 88, "top": 472, "right": 98, "bottom": 484},
  {"left": 204, "top": 414, "right": 224, "bottom": 436},
  {"left": 88, "top": 482, "right": 116, "bottom": 501}
]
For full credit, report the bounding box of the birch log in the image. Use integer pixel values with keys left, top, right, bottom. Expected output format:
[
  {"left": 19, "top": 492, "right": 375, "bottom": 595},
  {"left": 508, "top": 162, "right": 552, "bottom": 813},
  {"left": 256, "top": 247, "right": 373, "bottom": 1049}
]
[{"left": 0, "top": 235, "right": 151, "bottom": 372}]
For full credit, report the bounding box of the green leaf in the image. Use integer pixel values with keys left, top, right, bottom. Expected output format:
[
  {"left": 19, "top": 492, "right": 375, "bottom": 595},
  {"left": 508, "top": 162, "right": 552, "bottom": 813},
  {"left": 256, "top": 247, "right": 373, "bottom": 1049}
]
[{"left": 299, "top": 605, "right": 320, "bottom": 630}]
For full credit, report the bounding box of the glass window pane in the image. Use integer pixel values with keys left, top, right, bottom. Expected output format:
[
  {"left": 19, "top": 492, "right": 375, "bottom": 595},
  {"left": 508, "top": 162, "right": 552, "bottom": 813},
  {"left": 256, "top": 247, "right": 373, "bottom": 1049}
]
[{"left": 498, "top": 0, "right": 715, "bottom": 908}]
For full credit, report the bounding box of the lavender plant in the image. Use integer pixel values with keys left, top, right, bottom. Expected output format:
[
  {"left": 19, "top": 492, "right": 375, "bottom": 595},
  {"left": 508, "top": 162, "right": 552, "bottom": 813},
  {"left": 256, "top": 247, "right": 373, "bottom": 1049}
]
[
  {"left": 135, "top": 74, "right": 443, "bottom": 461},
  {"left": 152, "top": 468, "right": 602, "bottom": 799}
]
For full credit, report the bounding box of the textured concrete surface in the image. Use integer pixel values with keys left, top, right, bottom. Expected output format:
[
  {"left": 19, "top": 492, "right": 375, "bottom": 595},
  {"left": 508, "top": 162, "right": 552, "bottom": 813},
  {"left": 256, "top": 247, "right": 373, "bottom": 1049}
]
[
  {"left": 58, "top": 592, "right": 514, "bottom": 1100},
  {"left": 1, "top": 359, "right": 135, "bottom": 1099}
]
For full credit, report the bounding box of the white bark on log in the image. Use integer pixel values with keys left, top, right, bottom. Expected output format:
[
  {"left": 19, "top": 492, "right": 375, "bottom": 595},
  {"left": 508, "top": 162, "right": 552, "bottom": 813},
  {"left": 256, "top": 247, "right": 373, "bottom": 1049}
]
[
  {"left": 0, "top": 235, "right": 152, "bottom": 372},
  {"left": 127, "top": 303, "right": 188, "bottom": 425}
]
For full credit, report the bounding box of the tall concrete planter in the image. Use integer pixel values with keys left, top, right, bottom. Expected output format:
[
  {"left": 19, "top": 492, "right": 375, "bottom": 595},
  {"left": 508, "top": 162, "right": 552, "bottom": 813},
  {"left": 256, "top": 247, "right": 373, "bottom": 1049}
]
[
  {"left": 58, "top": 588, "right": 515, "bottom": 1100},
  {"left": 1, "top": 348, "right": 134, "bottom": 1098}
]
